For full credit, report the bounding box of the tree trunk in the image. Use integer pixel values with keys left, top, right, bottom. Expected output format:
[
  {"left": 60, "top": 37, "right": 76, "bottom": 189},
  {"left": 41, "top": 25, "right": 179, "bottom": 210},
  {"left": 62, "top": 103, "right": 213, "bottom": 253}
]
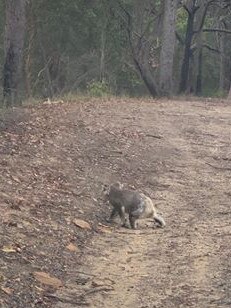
[
  {"left": 133, "top": 57, "right": 159, "bottom": 97},
  {"left": 194, "top": 1, "right": 212, "bottom": 96},
  {"left": 228, "top": 82, "right": 231, "bottom": 100},
  {"left": 195, "top": 48, "right": 203, "bottom": 95},
  {"left": 3, "top": 0, "right": 26, "bottom": 107},
  {"left": 179, "top": 10, "right": 195, "bottom": 93},
  {"left": 38, "top": 30, "right": 54, "bottom": 98},
  {"left": 179, "top": 1, "right": 201, "bottom": 93},
  {"left": 25, "top": 2, "right": 35, "bottom": 98},
  {"left": 194, "top": 4, "right": 204, "bottom": 95},
  {"left": 159, "top": 0, "right": 178, "bottom": 96},
  {"left": 219, "top": 32, "right": 225, "bottom": 94},
  {"left": 100, "top": 23, "right": 107, "bottom": 82},
  {"left": 132, "top": 1, "right": 158, "bottom": 97}
]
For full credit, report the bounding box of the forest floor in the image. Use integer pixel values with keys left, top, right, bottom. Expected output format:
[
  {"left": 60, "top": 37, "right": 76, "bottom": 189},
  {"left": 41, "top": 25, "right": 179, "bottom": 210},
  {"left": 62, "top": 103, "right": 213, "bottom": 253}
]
[{"left": 0, "top": 97, "right": 230, "bottom": 308}]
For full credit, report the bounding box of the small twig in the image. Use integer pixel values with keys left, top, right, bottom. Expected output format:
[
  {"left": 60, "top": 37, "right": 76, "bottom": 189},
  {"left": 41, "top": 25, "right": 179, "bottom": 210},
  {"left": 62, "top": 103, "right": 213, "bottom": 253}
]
[
  {"left": 145, "top": 134, "right": 162, "bottom": 139},
  {"left": 74, "top": 270, "right": 115, "bottom": 285},
  {"left": 44, "top": 294, "right": 90, "bottom": 306},
  {"left": 104, "top": 128, "right": 117, "bottom": 136},
  {"left": 83, "top": 286, "right": 114, "bottom": 297},
  {"left": 74, "top": 270, "right": 96, "bottom": 277},
  {"left": 127, "top": 274, "right": 149, "bottom": 278},
  {"left": 115, "top": 228, "right": 162, "bottom": 236},
  {"left": 110, "top": 150, "right": 123, "bottom": 154}
]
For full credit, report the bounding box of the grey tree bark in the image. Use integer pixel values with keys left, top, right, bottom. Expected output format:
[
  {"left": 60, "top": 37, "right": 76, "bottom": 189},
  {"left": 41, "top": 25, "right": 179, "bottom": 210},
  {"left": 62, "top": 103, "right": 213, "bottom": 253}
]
[
  {"left": 2, "top": 0, "right": 26, "bottom": 107},
  {"left": 194, "top": 0, "right": 207, "bottom": 95},
  {"left": 219, "top": 32, "right": 226, "bottom": 94},
  {"left": 228, "top": 83, "right": 231, "bottom": 100},
  {"left": 159, "top": 0, "right": 178, "bottom": 96},
  {"left": 131, "top": 0, "right": 160, "bottom": 97},
  {"left": 117, "top": 0, "right": 162, "bottom": 97},
  {"left": 100, "top": 22, "right": 107, "bottom": 82},
  {"left": 179, "top": 0, "right": 199, "bottom": 93}
]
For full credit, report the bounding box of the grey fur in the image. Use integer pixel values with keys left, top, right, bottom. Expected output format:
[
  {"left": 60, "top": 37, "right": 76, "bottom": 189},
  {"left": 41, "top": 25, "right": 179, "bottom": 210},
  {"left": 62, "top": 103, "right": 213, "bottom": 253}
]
[{"left": 103, "top": 183, "right": 166, "bottom": 229}]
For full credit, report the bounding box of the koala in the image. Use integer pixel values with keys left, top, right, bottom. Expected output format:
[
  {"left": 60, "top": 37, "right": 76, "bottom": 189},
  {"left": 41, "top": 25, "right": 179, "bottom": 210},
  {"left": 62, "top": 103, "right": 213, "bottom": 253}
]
[{"left": 103, "top": 182, "right": 165, "bottom": 229}]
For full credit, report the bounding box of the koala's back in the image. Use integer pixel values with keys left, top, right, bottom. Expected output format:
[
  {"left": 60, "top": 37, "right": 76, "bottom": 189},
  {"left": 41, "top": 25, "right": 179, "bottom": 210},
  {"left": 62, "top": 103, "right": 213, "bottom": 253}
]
[{"left": 109, "top": 187, "right": 143, "bottom": 211}]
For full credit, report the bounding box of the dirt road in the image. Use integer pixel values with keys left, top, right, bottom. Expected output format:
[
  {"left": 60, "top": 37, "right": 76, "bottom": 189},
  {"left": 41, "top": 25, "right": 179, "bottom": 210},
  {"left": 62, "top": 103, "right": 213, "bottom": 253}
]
[{"left": 0, "top": 98, "right": 230, "bottom": 307}]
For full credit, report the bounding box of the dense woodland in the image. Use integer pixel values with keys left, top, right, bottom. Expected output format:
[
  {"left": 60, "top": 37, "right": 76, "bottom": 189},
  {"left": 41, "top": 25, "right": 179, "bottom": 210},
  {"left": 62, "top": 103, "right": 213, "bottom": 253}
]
[{"left": 0, "top": 0, "right": 231, "bottom": 106}]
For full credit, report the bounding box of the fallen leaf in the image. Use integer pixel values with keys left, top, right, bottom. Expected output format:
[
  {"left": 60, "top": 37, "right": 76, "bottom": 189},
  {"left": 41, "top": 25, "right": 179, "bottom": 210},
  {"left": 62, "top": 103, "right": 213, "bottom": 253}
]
[
  {"left": 11, "top": 175, "right": 21, "bottom": 183},
  {"left": 2, "top": 246, "right": 17, "bottom": 253},
  {"left": 98, "top": 223, "right": 112, "bottom": 228},
  {"left": 97, "top": 225, "right": 112, "bottom": 233},
  {"left": 34, "top": 286, "right": 44, "bottom": 292},
  {"left": 34, "top": 272, "right": 63, "bottom": 288},
  {"left": 0, "top": 192, "right": 11, "bottom": 199},
  {"left": 1, "top": 287, "right": 13, "bottom": 295},
  {"left": 0, "top": 273, "right": 5, "bottom": 282},
  {"left": 73, "top": 219, "right": 91, "bottom": 230},
  {"left": 92, "top": 279, "right": 105, "bottom": 287},
  {"left": 66, "top": 243, "right": 79, "bottom": 252}
]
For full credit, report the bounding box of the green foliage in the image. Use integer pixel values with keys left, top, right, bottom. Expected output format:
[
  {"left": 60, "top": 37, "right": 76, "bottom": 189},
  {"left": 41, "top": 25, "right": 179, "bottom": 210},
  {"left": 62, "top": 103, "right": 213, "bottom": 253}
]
[
  {"left": 213, "top": 90, "right": 227, "bottom": 98},
  {"left": 176, "top": 7, "right": 188, "bottom": 36},
  {"left": 0, "top": 0, "right": 230, "bottom": 99},
  {"left": 87, "top": 80, "right": 111, "bottom": 97}
]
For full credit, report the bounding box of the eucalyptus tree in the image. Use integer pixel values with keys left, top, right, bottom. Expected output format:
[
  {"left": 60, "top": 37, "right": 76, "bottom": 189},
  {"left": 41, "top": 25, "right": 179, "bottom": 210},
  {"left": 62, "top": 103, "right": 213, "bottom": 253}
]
[
  {"left": 179, "top": 0, "right": 231, "bottom": 95},
  {"left": 2, "top": 0, "right": 26, "bottom": 106},
  {"left": 159, "top": 0, "right": 178, "bottom": 96},
  {"left": 111, "top": 0, "right": 179, "bottom": 97}
]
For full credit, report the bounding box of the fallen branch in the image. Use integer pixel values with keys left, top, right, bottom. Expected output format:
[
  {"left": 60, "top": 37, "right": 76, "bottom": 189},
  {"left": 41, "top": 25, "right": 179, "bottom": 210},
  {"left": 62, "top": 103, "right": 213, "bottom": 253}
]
[
  {"left": 205, "top": 163, "right": 231, "bottom": 171},
  {"left": 74, "top": 270, "right": 96, "bottom": 277},
  {"left": 83, "top": 286, "right": 114, "bottom": 297},
  {"left": 145, "top": 134, "right": 162, "bottom": 139},
  {"left": 44, "top": 294, "right": 90, "bottom": 306}
]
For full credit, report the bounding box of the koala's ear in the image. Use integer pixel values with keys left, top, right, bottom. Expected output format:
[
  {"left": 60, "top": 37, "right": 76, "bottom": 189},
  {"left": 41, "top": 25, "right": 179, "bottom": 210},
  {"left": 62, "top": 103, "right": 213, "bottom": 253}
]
[
  {"left": 102, "top": 184, "right": 109, "bottom": 194},
  {"left": 114, "top": 182, "right": 123, "bottom": 189}
]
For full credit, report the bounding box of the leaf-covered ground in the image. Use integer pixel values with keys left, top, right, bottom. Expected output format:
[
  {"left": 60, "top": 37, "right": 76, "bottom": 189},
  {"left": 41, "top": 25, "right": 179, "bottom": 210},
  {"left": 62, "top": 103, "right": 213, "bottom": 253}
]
[{"left": 0, "top": 98, "right": 230, "bottom": 307}]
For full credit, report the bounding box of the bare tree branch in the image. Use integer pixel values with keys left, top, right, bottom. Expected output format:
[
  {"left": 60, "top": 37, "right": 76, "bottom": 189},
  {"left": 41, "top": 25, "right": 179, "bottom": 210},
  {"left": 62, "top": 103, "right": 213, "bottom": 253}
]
[
  {"left": 203, "top": 28, "right": 231, "bottom": 34},
  {"left": 194, "top": 0, "right": 216, "bottom": 33},
  {"left": 203, "top": 44, "right": 220, "bottom": 53}
]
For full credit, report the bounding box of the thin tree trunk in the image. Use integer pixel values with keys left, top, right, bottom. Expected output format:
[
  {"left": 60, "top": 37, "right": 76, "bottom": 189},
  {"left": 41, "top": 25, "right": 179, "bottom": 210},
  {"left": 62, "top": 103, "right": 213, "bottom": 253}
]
[
  {"left": 194, "top": 1, "right": 210, "bottom": 95},
  {"left": 38, "top": 31, "right": 54, "bottom": 98},
  {"left": 179, "top": 0, "right": 201, "bottom": 94},
  {"left": 195, "top": 48, "right": 203, "bottom": 95},
  {"left": 179, "top": 9, "right": 195, "bottom": 93},
  {"left": 133, "top": 57, "right": 158, "bottom": 97},
  {"left": 3, "top": 0, "right": 26, "bottom": 107},
  {"left": 159, "top": 0, "right": 178, "bottom": 96},
  {"left": 228, "top": 83, "right": 231, "bottom": 100},
  {"left": 25, "top": 2, "right": 35, "bottom": 98},
  {"left": 100, "top": 24, "right": 107, "bottom": 82},
  {"left": 219, "top": 32, "right": 225, "bottom": 93},
  {"left": 131, "top": 0, "right": 160, "bottom": 97},
  {"left": 195, "top": 15, "right": 203, "bottom": 95}
]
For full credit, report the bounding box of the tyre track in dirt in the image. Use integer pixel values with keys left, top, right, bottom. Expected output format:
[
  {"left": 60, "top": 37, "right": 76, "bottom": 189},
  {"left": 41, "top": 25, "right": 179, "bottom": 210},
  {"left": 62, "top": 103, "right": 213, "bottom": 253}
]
[{"left": 54, "top": 100, "right": 230, "bottom": 307}]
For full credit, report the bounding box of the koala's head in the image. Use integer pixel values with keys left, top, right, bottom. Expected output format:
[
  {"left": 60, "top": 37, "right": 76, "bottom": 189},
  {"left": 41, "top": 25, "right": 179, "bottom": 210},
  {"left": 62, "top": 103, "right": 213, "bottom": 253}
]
[
  {"left": 102, "top": 184, "right": 110, "bottom": 197},
  {"left": 102, "top": 182, "right": 123, "bottom": 200},
  {"left": 111, "top": 182, "right": 123, "bottom": 190}
]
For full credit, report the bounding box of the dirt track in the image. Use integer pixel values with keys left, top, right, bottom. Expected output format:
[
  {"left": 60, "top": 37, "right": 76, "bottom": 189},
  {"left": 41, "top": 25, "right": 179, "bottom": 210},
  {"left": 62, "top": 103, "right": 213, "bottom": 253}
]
[{"left": 0, "top": 98, "right": 230, "bottom": 307}]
